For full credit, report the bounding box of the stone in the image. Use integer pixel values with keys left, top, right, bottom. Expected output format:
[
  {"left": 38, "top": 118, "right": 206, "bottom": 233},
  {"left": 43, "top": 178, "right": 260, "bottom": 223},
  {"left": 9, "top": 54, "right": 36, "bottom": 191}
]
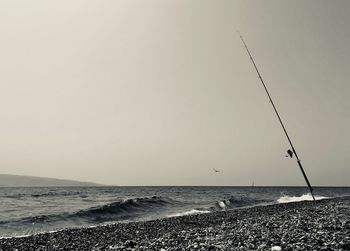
[{"left": 271, "top": 246, "right": 282, "bottom": 251}]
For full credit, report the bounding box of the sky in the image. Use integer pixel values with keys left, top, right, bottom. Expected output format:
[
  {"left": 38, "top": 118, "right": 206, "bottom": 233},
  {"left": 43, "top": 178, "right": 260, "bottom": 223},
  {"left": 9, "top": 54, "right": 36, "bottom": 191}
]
[{"left": 0, "top": 0, "right": 349, "bottom": 186}]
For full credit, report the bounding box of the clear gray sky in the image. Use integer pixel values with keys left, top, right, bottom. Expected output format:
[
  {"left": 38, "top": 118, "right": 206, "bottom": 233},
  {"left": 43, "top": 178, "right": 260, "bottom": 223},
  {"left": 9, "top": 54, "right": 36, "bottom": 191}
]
[{"left": 0, "top": 0, "right": 349, "bottom": 186}]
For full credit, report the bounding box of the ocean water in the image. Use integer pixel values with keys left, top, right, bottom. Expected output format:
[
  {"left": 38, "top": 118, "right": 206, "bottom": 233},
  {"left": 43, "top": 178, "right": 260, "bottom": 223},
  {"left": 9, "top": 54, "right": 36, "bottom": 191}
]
[{"left": 0, "top": 186, "right": 349, "bottom": 237}]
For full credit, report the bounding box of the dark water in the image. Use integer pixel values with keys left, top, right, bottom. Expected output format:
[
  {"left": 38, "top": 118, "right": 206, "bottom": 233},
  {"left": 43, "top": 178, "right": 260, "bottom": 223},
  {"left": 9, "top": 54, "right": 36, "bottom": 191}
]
[{"left": 0, "top": 186, "right": 349, "bottom": 237}]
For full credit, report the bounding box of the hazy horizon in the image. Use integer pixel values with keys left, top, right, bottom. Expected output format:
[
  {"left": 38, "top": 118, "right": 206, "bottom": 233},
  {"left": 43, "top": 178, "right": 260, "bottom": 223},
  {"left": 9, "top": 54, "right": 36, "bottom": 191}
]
[
  {"left": 0, "top": 0, "right": 349, "bottom": 186},
  {"left": 2, "top": 173, "right": 350, "bottom": 187}
]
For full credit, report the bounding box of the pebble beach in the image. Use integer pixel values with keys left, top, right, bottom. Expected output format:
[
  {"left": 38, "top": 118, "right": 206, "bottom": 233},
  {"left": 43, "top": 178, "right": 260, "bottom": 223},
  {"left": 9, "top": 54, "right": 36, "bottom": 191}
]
[{"left": 1, "top": 196, "right": 350, "bottom": 251}]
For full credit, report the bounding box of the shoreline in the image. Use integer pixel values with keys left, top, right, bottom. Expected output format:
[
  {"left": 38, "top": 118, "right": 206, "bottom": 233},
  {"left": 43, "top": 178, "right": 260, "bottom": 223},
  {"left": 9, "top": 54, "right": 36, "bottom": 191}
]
[{"left": 1, "top": 197, "right": 350, "bottom": 250}]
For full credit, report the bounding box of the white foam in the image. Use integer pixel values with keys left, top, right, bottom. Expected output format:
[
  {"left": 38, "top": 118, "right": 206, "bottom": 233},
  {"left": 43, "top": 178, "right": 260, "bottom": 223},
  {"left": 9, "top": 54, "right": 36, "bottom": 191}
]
[
  {"left": 0, "top": 229, "right": 62, "bottom": 239},
  {"left": 218, "top": 201, "right": 226, "bottom": 209},
  {"left": 167, "top": 209, "right": 211, "bottom": 218},
  {"left": 277, "top": 193, "right": 328, "bottom": 203}
]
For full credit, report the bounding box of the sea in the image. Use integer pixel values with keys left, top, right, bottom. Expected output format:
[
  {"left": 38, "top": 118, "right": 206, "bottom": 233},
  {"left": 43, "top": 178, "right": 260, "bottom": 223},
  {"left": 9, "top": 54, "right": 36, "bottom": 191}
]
[{"left": 0, "top": 186, "right": 349, "bottom": 238}]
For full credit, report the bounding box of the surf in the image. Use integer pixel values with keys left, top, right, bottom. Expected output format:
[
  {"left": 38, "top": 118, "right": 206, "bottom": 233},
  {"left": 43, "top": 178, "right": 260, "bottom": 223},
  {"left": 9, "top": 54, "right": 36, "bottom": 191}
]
[{"left": 277, "top": 193, "right": 328, "bottom": 203}]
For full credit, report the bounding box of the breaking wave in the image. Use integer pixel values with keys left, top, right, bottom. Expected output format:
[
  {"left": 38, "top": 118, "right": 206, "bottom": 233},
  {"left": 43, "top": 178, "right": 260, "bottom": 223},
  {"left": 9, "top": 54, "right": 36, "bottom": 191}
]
[
  {"left": 167, "top": 209, "right": 211, "bottom": 217},
  {"left": 73, "top": 196, "right": 173, "bottom": 221},
  {"left": 1, "top": 196, "right": 176, "bottom": 226},
  {"left": 2, "top": 194, "right": 332, "bottom": 227},
  {"left": 214, "top": 197, "right": 271, "bottom": 210},
  {"left": 277, "top": 193, "right": 328, "bottom": 203}
]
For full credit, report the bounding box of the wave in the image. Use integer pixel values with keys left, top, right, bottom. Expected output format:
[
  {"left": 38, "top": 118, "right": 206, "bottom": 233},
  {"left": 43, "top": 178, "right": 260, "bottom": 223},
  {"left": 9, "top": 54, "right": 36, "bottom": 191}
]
[
  {"left": 1, "top": 193, "right": 331, "bottom": 230},
  {"left": 214, "top": 197, "right": 271, "bottom": 210},
  {"left": 73, "top": 196, "right": 173, "bottom": 221},
  {"left": 167, "top": 209, "right": 211, "bottom": 218},
  {"left": 277, "top": 193, "right": 328, "bottom": 203},
  {"left": 1, "top": 196, "right": 175, "bottom": 226}
]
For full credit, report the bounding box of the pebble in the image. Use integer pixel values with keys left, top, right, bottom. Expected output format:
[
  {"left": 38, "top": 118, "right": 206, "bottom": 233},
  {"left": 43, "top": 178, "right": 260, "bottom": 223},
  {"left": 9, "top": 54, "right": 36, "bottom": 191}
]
[{"left": 271, "top": 246, "right": 282, "bottom": 251}]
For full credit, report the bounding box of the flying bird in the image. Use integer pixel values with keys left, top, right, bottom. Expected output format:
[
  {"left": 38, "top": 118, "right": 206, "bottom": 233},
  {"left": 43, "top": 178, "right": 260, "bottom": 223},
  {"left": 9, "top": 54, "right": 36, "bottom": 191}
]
[{"left": 213, "top": 168, "right": 220, "bottom": 173}]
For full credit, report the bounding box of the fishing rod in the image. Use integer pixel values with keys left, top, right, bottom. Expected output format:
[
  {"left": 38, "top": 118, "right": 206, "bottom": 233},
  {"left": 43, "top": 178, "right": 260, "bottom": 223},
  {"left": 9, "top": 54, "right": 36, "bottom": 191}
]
[{"left": 238, "top": 32, "right": 316, "bottom": 201}]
